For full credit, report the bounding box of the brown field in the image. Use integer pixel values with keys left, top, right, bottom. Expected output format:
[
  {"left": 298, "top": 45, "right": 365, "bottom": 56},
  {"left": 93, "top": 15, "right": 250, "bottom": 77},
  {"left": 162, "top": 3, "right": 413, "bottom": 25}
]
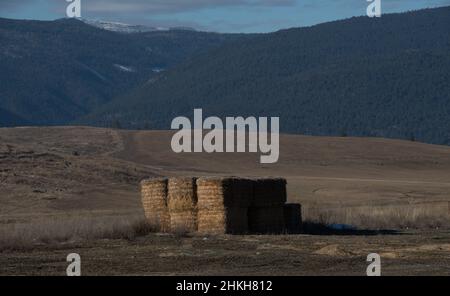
[{"left": 0, "top": 127, "right": 449, "bottom": 275}]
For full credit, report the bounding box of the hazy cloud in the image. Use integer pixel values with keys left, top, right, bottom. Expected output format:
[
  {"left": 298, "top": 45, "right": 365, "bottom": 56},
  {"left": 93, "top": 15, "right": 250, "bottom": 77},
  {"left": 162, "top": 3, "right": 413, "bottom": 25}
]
[
  {"left": 86, "top": 0, "right": 295, "bottom": 14},
  {"left": 0, "top": 0, "right": 296, "bottom": 14},
  {"left": 0, "top": 0, "right": 35, "bottom": 10}
]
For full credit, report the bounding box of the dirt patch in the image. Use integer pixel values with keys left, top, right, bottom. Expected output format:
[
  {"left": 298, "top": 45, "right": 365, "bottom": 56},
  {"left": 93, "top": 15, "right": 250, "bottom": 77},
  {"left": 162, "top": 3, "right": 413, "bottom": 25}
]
[
  {"left": 0, "top": 230, "right": 449, "bottom": 276},
  {"left": 314, "top": 244, "right": 355, "bottom": 257}
]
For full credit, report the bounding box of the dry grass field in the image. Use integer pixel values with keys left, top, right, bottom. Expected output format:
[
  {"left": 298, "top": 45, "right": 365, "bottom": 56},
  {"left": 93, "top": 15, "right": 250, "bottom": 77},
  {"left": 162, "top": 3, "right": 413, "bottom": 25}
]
[{"left": 0, "top": 127, "right": 449, "bottom": 275}]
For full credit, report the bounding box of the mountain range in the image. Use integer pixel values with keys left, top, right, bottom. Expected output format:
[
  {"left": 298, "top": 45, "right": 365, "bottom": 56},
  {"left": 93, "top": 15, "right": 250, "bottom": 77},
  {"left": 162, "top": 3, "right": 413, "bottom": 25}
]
[
  {"left": 0, "top": 17, "right": 241, "bottom": 125},
  {"left": 1, "top": 7, "right": 450, "bottom": 145},
  {"left": 80, "top": 7, "right": 450, "bottom": 145}
]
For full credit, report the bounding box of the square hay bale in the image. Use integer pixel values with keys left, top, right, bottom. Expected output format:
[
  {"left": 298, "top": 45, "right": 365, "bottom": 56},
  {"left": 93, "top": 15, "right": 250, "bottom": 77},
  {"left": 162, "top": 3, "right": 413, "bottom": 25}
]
[
  {"left": 252, "top": 178, "right": 287, "bottom": 207},
  {"left": 196, "top": 177, "right": 252, "bottom": 234},
  {"left": 197, "top": 177, "right": 252, "bottom": 209},
  {"left": 283, "top": 203, "right": 302, "bottom": 234},
  {"left": 248, "top": 205, "right": 285, "bottom": 234},
  {"left": 140, "top": 178, "right": 170, "bottom": 232},
  {"left": 197, "top": 207, "right": 249, "bottom": 234},
  {"left": 231, "top": 178, "right": 254, "bottom": 208},
  {"left": 168, "top": 177, "right": 198, "bottom": 233}
]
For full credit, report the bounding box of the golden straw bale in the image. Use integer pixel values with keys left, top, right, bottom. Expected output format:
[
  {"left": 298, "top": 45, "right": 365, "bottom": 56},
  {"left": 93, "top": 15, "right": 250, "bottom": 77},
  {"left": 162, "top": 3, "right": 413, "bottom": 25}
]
[
  {"left": 169, "top": 211, "right": 198, "bottom": 233},
  {"left": 283, "top": 203, "right": 302, "bottom": 234},
  {"left": 168, "top": 177, "right": 198, "bottom": 232},
  {"left": 140, "top": 178, "right": 170, "bottom": 232}
]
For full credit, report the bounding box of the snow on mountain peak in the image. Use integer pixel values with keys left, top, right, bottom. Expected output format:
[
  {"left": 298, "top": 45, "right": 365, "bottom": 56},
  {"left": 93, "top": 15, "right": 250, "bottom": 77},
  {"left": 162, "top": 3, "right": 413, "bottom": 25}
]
[
  {"left": 81, "top": 19, "right": 167, "bottom": 33},
  {"left": 114, "top": 64, "right": 135, "bottom": 73},
  {"left": 81, "top": 19, "right": 196, "bottom": 34}
]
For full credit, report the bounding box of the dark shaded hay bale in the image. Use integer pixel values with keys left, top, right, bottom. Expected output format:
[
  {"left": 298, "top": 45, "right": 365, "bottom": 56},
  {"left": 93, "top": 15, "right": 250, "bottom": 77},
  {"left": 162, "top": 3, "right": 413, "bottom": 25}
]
[
  {"left": 247, "top": 178, "right": 287, "bottom": 234},
  {"left": 284, "top": 203, "right": 302, "bottom": 234},
  {"left": 248, "top": 205, "right": 285, "bottom": 234},
  {"left": 252, "top": 178, "right": 287, "bottom": 207},
  {"left": 231, "top": 178, "right": 253, "bottom": 208}
]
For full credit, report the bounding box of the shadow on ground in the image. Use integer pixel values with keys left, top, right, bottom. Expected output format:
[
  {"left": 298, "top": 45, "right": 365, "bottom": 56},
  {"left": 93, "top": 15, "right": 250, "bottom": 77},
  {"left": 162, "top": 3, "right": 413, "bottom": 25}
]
[{"left": 299, "top": 222, "right": 401, "bottom": 236}]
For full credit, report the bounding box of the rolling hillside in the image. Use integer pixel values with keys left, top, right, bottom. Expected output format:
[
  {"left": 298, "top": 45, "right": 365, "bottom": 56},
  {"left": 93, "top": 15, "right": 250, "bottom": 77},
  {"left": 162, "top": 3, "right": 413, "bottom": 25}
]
[
  {"left": 0, "top": 126, "right": 448, "bottom": 228},
  {"left": 82, "top": 7, "right": 450, "bottom": 145}
]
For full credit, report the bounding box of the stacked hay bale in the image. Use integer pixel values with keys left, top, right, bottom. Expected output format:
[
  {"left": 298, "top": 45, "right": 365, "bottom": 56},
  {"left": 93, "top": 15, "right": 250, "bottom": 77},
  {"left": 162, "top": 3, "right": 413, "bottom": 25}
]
[
  {"left": 196, "top": 177, "right": 252, "bottom": 234},
  {"left": 167, "top": 177, "right": 198, "bottom": 233},
  {"left": 141, "top": 176, "right": 301, "bottom": 235},
  {"left": 248, "top": 178, "right": 287, "bottom": 234},
  {"left": 283, "top": 203, "right": 302, "bottom": 234},
  {"left": 140, "top": 178, "right": 170, "bottom": 232}
]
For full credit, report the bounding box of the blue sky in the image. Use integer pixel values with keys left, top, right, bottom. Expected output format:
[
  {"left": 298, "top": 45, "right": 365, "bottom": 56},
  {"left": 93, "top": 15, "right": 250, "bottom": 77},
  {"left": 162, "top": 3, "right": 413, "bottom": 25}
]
[{"left": 1, "top": 0, "right": 449, "bottom": 32}]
